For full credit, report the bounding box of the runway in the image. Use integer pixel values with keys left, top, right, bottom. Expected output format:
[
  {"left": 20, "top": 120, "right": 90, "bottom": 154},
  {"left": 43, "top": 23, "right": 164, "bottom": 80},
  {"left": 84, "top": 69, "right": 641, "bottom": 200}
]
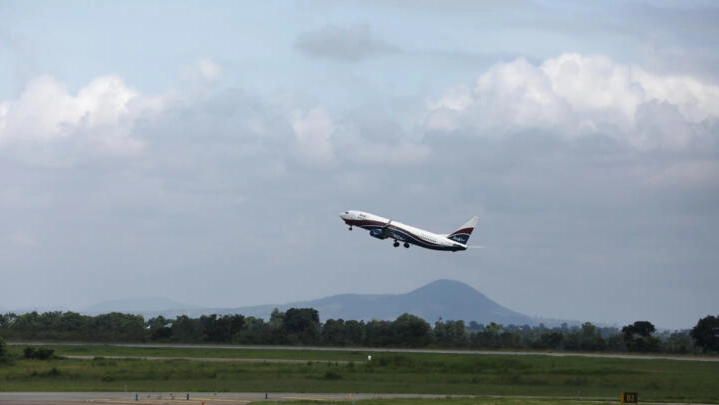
[
  {"left": 0, "top": 392, "right": 459, "bottom": 404},
  {"left": 12, "top": 342, "right": 719, "bottom": 362},
  {"left": 5, "top": 393, "right": 717, "bottom": 405}
]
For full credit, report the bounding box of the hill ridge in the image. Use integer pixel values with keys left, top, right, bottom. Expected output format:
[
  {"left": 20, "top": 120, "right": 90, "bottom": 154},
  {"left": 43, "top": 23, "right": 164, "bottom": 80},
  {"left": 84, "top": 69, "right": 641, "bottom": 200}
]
[
  {"left": 83, "top": 279, "right": 542, "bottom": 326},
  {"left": 211, "top": 279, "right": 536, "bottom": 325}
]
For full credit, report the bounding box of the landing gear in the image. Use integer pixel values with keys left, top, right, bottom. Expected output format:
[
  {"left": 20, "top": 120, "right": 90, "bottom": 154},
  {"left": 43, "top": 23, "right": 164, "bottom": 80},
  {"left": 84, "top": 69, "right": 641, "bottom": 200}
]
[
  {"left": 404, "top": 242, "right": 410, "bottom": 248},
  {"left": 348, "top": 226, "right": 352, "bottom": 231},
  {"left": 393, "top": 241, "right": 399, "bottom": 248}
]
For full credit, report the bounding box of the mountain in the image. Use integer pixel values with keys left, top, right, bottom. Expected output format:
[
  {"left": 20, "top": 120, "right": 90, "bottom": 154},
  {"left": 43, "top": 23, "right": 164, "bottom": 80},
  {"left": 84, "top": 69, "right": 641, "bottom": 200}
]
[
  {"left": 211, "top": 279, "right": 537, "bottom": 326},
  {"left": 83, "top": 297, "right": 202, "bottom": 317},
  {"left": 80, "top": 280, "right": 541, "bottom": 326}
]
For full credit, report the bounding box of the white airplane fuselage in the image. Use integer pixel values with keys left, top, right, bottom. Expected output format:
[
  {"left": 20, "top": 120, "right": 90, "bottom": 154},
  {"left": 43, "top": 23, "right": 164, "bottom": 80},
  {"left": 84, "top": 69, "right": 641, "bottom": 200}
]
[{"left": 339, "top": 210, "right": 478, "bottom": 252}]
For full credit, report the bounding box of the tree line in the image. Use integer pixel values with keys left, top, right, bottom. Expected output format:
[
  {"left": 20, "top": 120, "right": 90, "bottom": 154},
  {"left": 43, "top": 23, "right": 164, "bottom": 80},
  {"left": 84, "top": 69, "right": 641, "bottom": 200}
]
[{"left": 1, "top": 310, "right": 717, "bottom": 354}]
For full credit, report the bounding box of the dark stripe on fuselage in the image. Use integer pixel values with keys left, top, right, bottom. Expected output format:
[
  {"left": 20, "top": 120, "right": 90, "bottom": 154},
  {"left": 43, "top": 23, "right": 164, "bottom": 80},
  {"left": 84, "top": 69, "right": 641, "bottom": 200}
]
[{"left": 345, "top": 219, "right": 465, "bottom": 251}]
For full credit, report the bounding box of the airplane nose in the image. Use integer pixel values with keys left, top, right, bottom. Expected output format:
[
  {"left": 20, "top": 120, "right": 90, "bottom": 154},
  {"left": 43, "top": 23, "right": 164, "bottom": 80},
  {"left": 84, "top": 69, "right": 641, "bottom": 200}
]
[{"left": 339, "top": 211, "right": 352, "bottom": 222}]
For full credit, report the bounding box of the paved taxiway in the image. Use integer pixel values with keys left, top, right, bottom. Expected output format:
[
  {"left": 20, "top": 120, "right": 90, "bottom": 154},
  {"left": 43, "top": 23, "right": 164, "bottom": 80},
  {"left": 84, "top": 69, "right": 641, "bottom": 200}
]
[
  {"left": 4, "top": 393, "right": 718, "bottom": 405},
  {"left": 0, "top": 392, "right": 459, "bottom": 404},
  {"left": 12, "top": 342, "right": 719, "bottom": 362}
]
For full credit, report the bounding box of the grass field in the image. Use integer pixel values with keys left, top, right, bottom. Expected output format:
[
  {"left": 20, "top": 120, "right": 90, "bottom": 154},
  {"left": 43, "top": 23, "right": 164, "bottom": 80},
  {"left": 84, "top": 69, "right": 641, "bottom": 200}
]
[
  {"left": 250, "top": 399, "right": 660, "bottom": 405},
  {"left": 250, "top": 399, "right": 647, "bottom": 405},
  {"left": 48, "top": 344, "right": 370, "bottom": 362},
  {"left": 1, "top": 344, "right": 717, "bottom": 404}
]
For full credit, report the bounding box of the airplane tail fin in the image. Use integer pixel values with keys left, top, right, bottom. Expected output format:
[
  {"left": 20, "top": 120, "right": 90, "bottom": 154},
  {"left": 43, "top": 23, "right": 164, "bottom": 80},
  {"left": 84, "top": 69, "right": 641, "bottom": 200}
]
[{"left": 447, "top": 216, "right": 479, "bottom": 245}]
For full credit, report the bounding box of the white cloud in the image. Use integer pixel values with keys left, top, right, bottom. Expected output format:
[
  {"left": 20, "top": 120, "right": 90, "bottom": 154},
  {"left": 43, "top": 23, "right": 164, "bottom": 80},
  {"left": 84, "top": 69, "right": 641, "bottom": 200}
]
[
  {"left": 0, "top": 59, "right": 238, "bottom": 162},
  {"left": 0, "top": 74, "right": 167, "bottom": 157},
  {"left": 475, "top": 58, "right": 573, "bottom": 130},
  {"left": 632, "top": 68, "right": 719, "bottom": 123},
  {"left": 423, "top": 86, "right": 474, "bottom": 132},
  {"left": 541, "top": 54, "right": 643, "bottom": 121},
  {"left": 424, "top": 58, "right": 574, "bottom": 134},
  {"left": 2, "top": 59, "right": 433, "bottom": 171},
  {"left": 426, "top": 86, "right": 473, "bottom": 112},
  {"left": 424, "top": 53, "right": 719, "bottom": 149},
  {"left": 290, "top": 107, "right": 336, "bottom": 167}
]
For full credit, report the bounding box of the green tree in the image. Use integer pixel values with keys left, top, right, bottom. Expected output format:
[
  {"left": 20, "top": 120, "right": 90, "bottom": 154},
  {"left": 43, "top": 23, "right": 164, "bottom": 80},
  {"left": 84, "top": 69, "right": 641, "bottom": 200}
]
[
  {"left": 268, "top": 308, "right": 287, "bottom": 344},
  {"left": 499, "top": 329, "right": 524, "bottom": 349},
  {"left": 471, "top": 322, "right": 502, "bottom": 349},
  {"left": 322, "top": 319, "right": 346, "bottom": 346},
  {"left": 434, "top": 319, "right": 468, "bottom": 347},
  {"left": 622, "top": 321, "right": 660, "bottom": 352},
  {"left": 11, "top": 312, "right": 42, "bottom": 339},
  {"left": 283, "top": 308, "right": 320, "bottom": 345},
  {"left": 236, "top": 316, "right": 269, "bottom": 344},
  {"left": 171, "top": 315, "right": 204, "bottom": 342},
  {"left": 224, "top": 314, "right": 246, "bottom": 343},
  {"left": 577, "top": 322, "right": 607, "bottom": 351},
  {"left": 147, "top": 316, "right": 172, "bottom": 341},
  {"left": 662, "top": 331, "right": 695, "bottom": 354},
  {"left": 691, "top": 315, "right": 719, "bottom": 353},
  {"left": 89, "top": 313, "right": 145, "bottom": 342},
  {"left": 606, "top": 333, "right": 626, "bottom": 352},
  {"left": 57, "top": 312, "right": 90, "bottom": 340},
  {"left": 534, "top": 331, "right": 563, "bottom": 350},
  {"left": 343, "top": 320, "right": 365, "bottom": 346},
  {"left": 393, "top": 313, "right": 432, "bottom": 347},
  {"left": 200, "top": 314, "right": 245, "bottom": 343},
  {"left": 0, "top": 336, "right": 8, "bottom": 364},
  {"left": 23, "top": 346, "right": 55, "bottom": 360},
  {"left": 365, "top": 319, "right": 394, "bottom": 347}
]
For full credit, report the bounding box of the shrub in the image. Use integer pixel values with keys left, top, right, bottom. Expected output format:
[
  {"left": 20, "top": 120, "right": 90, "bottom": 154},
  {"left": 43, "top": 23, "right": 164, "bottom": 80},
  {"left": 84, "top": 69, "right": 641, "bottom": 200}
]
[{"left": 23, "top": 347, "right": 55, "bottom": 360}]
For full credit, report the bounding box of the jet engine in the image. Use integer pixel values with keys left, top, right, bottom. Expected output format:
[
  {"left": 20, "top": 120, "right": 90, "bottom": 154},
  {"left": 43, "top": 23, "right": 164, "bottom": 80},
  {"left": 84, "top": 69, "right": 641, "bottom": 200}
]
[{"left": 369, "top": 228, "right": 388, "bottom": 239}]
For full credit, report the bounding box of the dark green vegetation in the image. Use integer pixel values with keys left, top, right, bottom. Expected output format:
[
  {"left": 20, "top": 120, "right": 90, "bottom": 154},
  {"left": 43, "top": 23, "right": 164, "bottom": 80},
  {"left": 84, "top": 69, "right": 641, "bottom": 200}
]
[
  {"left": 1, "top": 344, "right": 718, "bottom": 403},
  {"left": 691, "top": 315, "right": 719, "bottom": 352},
  {"left": 2, "top": 311, "right": 718, "bottom": 354},
  {"left": 0, "top": 337, "right": 10, "bottom": 364},
  {"left": 50, "top": 344, "right": 369, "bottom": 361},
  {"left": 247, "top": 400, "right": 658, "bottom": 405},
  {"left": 22, "top": 346, "right": 56, "bottom": 360},
  {"left": 295, "top": 401, "right": 625, "bottom": 405}
]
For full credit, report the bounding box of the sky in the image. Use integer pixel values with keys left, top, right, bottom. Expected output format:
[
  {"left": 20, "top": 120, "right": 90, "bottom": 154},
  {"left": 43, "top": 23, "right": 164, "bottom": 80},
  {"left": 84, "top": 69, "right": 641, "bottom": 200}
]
[{"left": 1, "top": 0, "right": 718, "bottom": 330}]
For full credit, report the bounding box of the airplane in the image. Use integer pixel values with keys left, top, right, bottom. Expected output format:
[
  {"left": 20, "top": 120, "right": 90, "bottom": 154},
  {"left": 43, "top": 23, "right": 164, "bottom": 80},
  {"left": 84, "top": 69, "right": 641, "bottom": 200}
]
[{"left": 339, "top": 210, "right": 479, "bottom": 252}]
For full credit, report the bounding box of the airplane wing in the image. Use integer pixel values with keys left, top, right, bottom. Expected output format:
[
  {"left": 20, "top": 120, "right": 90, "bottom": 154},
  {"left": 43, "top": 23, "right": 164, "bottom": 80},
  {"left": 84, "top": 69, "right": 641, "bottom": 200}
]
[
  {"left": 369, "top": 220, "right": 393, "bottom": 239},
  {"left": 384, "top": 220, "right": 405, "bottom": 241}
]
